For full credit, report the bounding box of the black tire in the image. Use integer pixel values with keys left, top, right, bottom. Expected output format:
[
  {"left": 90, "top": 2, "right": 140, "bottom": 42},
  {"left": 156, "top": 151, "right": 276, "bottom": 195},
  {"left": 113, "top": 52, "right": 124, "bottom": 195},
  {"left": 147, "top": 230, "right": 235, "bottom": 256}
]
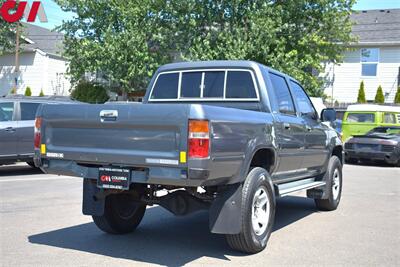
[
  {"left": 226, "top": 167, "right": 275, "bottom": 254},
  {"left": 92, "top": 193, "right": 146, "bottom": 234},
  {"left": 315, "top": 156, "right": 343, "bottom": 211}
]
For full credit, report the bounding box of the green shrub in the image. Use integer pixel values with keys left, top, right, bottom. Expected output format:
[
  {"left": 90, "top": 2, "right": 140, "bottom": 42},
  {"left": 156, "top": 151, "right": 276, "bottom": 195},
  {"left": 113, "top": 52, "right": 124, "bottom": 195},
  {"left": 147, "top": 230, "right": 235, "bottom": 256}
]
[
  {"left": 357, "top": 81, "right": 366, "bottom": 103},
  {"left": 39, "top": 89, "right": 45, "bottom": 97},
  {"left": 374, "top": 85, "right": 385, "bottom": 104},
  {"left": 71, "top": 81, "right": 109, "bottom": 104},
  {"left": 9, "top": 87, "right": 16, "bottom": 94},
  {"left": 24, "top": 86, "right": 32, "bottom": 96},
  {"left": 395, "top": 87, "right": 400, "bottom": 104}
]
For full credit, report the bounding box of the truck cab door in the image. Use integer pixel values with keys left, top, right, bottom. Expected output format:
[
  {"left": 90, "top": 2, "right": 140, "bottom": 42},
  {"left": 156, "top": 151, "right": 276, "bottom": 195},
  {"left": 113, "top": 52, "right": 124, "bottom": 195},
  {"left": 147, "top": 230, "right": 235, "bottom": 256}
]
[
  {"left": 289, "top": 80, "right": 329, "bottom": 171},
  {"left": 0, "top": 102, "right": 17, "bottom": 159},
  {"left": 273, "top": 114, "right": 305, "bottom": 173},
  {"left": 267, "top": 72, "right": 306, "bottom": 178}
]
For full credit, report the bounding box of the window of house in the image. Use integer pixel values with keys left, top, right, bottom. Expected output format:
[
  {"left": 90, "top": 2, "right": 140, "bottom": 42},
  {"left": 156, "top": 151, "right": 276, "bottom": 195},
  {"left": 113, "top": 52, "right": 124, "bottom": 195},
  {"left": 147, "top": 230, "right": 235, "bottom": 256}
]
[
  {"left": 361, "top": 48, "right": 379, "bottom": 76},
  {"left": 269, "top": 73, "right": 296, "bottom": 115}
]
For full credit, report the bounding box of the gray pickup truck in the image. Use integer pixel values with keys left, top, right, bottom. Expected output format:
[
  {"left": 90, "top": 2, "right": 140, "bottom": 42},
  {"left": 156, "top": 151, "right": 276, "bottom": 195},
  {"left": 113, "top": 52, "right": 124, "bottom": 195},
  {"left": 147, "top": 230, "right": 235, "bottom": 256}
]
[{"left": 34, "top": 61, "right": 343, "bottom": 253}]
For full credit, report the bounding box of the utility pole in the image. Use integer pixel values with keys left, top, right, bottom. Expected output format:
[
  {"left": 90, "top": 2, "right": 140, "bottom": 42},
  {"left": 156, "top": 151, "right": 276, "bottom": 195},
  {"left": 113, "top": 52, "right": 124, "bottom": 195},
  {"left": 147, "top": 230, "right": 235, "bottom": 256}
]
[{"left": 14, "top": 21, "right": 20, "bottom": 94}]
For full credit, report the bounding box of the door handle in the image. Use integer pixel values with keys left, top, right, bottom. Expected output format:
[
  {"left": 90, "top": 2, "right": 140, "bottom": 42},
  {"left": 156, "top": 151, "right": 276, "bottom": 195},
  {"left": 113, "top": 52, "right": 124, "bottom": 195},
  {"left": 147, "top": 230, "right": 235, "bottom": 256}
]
[
  {"left": 306, "top": 126, "right": 312, "bottom": 132},
  {"left": 5, "top": 127, "right": 16, "bottom": 133},
  {"left": 100, "top": 110, "right": 118, "bottom": 122},
  {"left": 283, "top": 123, "right": 291, "bottom": 130}
]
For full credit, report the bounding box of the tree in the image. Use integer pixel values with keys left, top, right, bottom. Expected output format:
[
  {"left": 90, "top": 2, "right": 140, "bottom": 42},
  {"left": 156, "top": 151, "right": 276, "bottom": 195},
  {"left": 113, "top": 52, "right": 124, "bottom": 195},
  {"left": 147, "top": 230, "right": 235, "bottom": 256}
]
[
  {"left": 70, "top": 81, "right": 109, "bottom": 103},
  {"left": 55, "top": 0, "right": 171, "bottom": 97},
  {"left": 394, "top": 87, "right": 400, "bottom": 104},
  {"left": 56, "top": 0, "right": 355, "bottom": 97},
  {"left": 357, "top": 81, "right": 366, "bottom": 103},
  {"left": 39, "top": 89, "right": 45, "bottom": 97},
  {"left": 24, "top": 86, "right": 32, "bottom": 96},
  {"left": 160, "top": 0, "right": 356, "bottom": 96},
  {"left": 374, "top": 85, "right": 384, "bottom": 104},
  {"left": 0, "top": 0, "right": 21, "bottom": 56}
]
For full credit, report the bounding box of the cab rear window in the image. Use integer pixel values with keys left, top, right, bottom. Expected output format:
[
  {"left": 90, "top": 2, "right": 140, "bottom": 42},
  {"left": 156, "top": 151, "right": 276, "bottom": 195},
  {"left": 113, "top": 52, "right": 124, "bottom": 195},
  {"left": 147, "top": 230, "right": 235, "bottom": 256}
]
[
  {"left": 150, "top": 70, "right": 258, "bottom": 101},
  {"left": 346, "top": 113, "right": 375, "bottom": 123},
  {"left": 150, "top": 73, "right": 179, "bottom": 99}
]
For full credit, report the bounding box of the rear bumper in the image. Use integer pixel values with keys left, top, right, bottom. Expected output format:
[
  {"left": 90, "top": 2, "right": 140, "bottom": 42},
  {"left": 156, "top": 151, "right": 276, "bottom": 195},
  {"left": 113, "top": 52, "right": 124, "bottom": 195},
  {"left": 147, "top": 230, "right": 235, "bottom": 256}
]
[
  {"left": 345, "top": 149, "right": 400, "bottom": 164},
  {"left": 37, "top": 158, "right": 213, "bottom": 187}
]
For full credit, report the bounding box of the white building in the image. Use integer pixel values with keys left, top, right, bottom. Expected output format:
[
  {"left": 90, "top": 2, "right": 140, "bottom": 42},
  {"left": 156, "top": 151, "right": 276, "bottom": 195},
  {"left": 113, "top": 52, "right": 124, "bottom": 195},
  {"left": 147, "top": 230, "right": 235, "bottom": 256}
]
[
  {"left": 0, "top": 23, "right": 70, "bottom": 97},
  {"left": 323, "top": 9, "right": 400, "bottom": 103}
]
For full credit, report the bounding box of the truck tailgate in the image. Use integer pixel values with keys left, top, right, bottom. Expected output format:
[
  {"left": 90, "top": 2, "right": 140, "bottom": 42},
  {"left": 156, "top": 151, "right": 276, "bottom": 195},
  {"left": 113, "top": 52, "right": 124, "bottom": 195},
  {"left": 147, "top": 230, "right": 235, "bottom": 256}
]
[{"left": 40, "top": 103, "right": 189, "bottom": 167}]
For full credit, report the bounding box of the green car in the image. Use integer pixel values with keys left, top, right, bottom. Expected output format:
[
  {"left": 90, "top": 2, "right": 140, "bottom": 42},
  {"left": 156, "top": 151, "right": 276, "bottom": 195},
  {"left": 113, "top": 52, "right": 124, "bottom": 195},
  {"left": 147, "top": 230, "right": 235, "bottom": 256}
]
[{"left": 342, "top": 104, "right": 400, "bottom": 142}]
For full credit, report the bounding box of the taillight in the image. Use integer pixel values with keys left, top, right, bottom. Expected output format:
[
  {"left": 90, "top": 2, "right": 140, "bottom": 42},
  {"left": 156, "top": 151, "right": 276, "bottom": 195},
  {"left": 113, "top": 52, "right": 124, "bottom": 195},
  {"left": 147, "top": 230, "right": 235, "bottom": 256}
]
[
  {"left": 188, "top": 120, "right": 210, "bottom": 158},
  {"left": 34, "top": 117, "right": 42, "bottom": 149}
]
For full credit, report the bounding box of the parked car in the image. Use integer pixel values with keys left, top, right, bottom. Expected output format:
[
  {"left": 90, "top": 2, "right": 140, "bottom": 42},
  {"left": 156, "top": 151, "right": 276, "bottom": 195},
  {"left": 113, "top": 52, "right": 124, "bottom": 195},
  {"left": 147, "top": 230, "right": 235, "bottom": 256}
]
[
  {"left": 0, "top": 95, "right": 75, "bottom": 167},
  {"left": 342, "top": 104, "right": 400, "bottom": 142},
  {"left": 344, "top": 126, "right": 400, "bottom": 166},
  {"left": 34, "top": 60, "right": 343, "bottom": 253}
]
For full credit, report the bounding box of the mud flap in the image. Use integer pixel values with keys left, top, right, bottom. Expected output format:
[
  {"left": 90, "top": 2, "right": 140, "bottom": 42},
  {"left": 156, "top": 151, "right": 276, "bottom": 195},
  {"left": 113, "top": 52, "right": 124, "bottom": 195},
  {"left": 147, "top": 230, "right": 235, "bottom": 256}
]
[
  {"left": 307, "top": 170, "right": 330, "bottom": 199},
  {"left": 209, "top": 183, "right": 243, "bottom": 234},
  {"left": 82, "top": 179, "right": 105, "bottom": 216}
]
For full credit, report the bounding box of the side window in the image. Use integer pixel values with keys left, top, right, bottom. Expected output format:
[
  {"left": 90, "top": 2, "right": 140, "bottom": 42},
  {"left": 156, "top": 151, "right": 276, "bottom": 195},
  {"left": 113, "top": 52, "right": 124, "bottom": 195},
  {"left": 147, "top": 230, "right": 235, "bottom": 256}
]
[
  {"left": 20, "top": 103, "right": 41, "bottom": 121},
  {"left": 0, "top": 102, "right": 14, "bottom": 121},
  {"left": 289, "top": 81, "right": 316, "bottom": 117},
  {"left": 346, "top": 113, "right": 375, "bottom": 123},
  {"left": 181, "top": 72, "right": 202, "bottom": 98},
  {"left": 150, "top": 73, "right": 179, "bottom": 99},
  {"left": 269, "top": 73, "right": 296, "bottom": 115},
  {"left": 225, "top": 71, "right": 257, "bottom": 99},
  {"left": 383, "top": 113, "right": 396, "bottom": 124}
]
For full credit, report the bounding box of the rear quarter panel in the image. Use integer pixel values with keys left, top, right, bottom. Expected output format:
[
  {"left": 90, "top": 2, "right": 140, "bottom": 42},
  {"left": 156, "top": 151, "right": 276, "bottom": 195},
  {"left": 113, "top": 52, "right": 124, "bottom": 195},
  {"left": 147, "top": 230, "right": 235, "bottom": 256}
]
[{"left": 189, "top": 104, "right": 277, "bottom": 185}]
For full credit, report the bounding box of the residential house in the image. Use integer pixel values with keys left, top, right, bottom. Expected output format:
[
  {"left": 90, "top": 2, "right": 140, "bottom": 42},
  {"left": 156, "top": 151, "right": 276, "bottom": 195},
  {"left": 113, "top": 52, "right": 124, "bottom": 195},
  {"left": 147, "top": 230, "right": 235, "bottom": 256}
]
[
  {"left": 0, "top": 23, "right": 70, "bottom": 96},
  {"left": 323, "top": 9, "right": 400, "bottom": 103}
]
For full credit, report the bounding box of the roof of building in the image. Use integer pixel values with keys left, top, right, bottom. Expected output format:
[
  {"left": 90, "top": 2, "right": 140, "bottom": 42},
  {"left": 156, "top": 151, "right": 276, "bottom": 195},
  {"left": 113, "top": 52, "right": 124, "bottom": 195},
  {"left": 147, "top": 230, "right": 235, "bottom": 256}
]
[
  {"left": 351, "top": 9, "right": 400, "bottom": 45},
  {"left": 20, "top": 23, "right": 64, "bottom": 56}
]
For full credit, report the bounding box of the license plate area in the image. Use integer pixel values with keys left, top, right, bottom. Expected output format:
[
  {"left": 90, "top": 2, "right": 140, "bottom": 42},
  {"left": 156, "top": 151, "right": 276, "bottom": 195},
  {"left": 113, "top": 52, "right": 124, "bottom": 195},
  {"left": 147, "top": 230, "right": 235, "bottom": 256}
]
[{"left": 98, "top": 167, "right": 130, "bottom": 190}]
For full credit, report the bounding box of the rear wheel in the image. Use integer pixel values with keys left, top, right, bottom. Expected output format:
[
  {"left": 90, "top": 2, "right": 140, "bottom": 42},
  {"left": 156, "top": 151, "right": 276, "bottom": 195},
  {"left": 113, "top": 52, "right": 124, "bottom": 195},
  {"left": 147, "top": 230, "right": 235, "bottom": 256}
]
[
  {"left": 92, "top": 193, "right": 146, "bottom": 234},
  {"left": 226, "top": 167, "right": 275, "bottom": 254},
  {"left": 315, "top": 156, "right": 342, "bottom": 211}
]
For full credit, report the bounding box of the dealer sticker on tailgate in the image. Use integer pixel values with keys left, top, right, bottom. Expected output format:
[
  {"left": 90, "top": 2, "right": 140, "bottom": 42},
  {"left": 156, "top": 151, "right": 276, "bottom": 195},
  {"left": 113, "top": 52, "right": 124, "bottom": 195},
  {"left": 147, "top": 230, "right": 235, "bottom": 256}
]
[{"left": 98, "top": 167, "right": 130, "bottom": 190}]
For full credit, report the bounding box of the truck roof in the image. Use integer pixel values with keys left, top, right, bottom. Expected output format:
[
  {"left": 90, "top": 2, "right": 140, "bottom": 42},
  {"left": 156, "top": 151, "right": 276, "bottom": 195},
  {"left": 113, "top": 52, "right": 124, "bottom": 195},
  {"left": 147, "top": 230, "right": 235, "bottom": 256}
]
[
  {"left": 158, "top": 60, "right": 261, "bottom": 71},
  {"left": 346, "top": 104, "right": 400, "bottom": 113},
  {"left": 157, "top": 60, "right": 289, "bottom": 76}
]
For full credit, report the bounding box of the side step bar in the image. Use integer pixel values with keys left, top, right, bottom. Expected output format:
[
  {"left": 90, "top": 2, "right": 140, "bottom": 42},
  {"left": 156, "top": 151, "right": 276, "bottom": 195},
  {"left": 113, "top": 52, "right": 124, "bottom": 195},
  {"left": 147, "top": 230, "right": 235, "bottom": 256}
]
[{"left": 277, "top": 178, "right": 326, "bottom": 197}]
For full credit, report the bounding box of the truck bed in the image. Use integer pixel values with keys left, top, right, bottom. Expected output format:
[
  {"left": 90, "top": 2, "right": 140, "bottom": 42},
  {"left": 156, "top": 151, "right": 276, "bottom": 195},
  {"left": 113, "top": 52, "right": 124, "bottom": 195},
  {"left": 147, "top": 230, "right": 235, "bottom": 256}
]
[{"left": 36, "top": 102, "right": 274, "bottom": 186}]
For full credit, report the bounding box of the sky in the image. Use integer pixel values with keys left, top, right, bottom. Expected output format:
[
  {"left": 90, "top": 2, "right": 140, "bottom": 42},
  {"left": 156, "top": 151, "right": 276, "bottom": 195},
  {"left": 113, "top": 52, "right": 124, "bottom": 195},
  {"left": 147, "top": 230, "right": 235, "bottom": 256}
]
[{"left": 28, "top": 0, "right": 400, "bottom": 30}]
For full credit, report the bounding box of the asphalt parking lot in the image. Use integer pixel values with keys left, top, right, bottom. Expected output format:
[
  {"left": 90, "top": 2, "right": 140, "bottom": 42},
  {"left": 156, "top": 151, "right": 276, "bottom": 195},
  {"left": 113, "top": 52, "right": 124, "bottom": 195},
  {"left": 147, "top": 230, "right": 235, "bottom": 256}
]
[{"left": 0, "top": 163, "right": 399, "bottom": 266}]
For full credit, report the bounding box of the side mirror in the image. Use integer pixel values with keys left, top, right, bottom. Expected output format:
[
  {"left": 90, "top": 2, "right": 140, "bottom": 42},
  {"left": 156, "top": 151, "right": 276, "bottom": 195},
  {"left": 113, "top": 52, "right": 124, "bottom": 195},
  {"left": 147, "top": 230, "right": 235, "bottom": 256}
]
[{"left": 321, "top": 108, "right": 336, "bottom": 122}]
